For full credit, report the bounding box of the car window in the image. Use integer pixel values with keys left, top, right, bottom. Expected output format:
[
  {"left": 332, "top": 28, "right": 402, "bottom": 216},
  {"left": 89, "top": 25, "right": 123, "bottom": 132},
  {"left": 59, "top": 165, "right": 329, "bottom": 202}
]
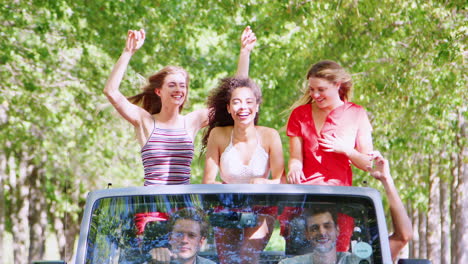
[{"left": 85, "top": 193, "right": 381, "bottom": 264}]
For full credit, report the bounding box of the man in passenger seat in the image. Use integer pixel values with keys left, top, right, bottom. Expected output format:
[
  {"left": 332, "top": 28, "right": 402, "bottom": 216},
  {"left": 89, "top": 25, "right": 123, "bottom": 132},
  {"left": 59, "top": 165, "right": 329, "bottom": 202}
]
[
  {"left": 279, "top": 152, "right": 413, "bottom": 263},
  {"left": 278, "top": 207, "right": 361, "bottom": 264}
]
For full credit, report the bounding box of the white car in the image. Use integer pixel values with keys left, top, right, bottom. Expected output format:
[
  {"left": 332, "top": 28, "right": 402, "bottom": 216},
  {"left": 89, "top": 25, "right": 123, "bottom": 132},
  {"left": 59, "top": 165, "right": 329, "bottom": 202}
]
[{"left": 34, "top": 184, "right": 431, "bottom": 264}]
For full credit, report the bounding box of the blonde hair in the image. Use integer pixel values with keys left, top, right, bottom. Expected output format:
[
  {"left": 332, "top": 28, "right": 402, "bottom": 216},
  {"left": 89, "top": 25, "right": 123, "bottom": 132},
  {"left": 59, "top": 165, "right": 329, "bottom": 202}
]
[{"left": 289, "top": 60, "right": 353, "bottom": 110}]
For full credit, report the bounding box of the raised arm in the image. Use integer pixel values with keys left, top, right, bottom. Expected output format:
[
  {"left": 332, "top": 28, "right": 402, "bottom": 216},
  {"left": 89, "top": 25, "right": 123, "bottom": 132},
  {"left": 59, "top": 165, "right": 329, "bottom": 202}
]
[
  {"left": 203, "top": 128, "right": 223, "bottom": 184},
  {"left": 103, "top": 29, "right": 148, "bottom": 127},
  {"left": 235, "top": 26, "right": 256, "bottom": 78},
  {"left": 367, "top": 152, "right": 413, "bottom": 261}
]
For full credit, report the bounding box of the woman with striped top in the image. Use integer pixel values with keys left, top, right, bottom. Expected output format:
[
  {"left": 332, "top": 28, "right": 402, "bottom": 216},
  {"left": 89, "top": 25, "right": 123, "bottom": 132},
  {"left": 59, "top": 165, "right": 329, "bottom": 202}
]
[{"left": 104, "top": 28, "right": 256, "bottom": 186}]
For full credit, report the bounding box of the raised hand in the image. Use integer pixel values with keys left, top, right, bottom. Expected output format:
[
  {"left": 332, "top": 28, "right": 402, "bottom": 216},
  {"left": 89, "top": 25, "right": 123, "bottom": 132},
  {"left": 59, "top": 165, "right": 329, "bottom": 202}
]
[
  {"left": 240, "top": 26, "right": 257, "bottom": 53},
  {"left": 236, "top": 26, "right": 256, "bottom": 77},
  {"left": 366, "top": 151, "right": 390, "bottom": 181},
  {"left": 125, "top": 29, "right": 146, "bottom": 54},
  {"left": 366, "top": 151, "right": 413, "bottom": 260}
]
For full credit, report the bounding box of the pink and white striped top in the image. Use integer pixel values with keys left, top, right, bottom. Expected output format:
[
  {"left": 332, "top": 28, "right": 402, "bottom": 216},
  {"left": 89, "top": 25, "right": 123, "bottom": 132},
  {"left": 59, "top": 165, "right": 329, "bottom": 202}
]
[{"left": 141, "top": 120, "right": 194, "bottom": 186}]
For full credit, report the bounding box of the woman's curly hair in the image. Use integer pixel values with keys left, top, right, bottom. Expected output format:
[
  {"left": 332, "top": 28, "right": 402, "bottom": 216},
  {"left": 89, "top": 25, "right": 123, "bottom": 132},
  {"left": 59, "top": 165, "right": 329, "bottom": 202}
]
[{"left": 202, "top": 77, "right": 262, "bottom": 149}]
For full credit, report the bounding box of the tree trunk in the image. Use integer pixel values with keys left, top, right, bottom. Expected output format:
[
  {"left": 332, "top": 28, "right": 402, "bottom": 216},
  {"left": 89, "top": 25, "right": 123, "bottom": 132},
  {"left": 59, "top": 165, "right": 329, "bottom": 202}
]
[
  {"left": 51, "top": 177, "right": 85, "bottom": 263},
  {"left": 9, "top": 154, "right": 31, "bottom": 264},
  {"left": 53, "top": 215, "right": 67, "bottom": 259},
  {"left": 28, "top": 166, "right": 47, "bottom": 262},
  {"left": 0, "top": 100, "right": 7, "bottom": 263},
  {"left": 409, "top": 204, "right": 419, "bottom": 258},
  {"left": 450, "top": 110, "right": 467, "bottom": 264},
  {"left": 426, "top": 157, "right": 441, "bottom": 262},
  {"left": 65, "top": 214, "right": 81, "bottom": 263},
  {"left": 0, "top": 152, "right": 6, "bottom": 263},
  {"left": 440, "top": 178, "right": 450, "bottom": 264},
  {"left": 418, "top": 211, "right": 427, "bottom": 259},
  {"left": 53, "top": 208, "right": 81, "bottom": 262}
]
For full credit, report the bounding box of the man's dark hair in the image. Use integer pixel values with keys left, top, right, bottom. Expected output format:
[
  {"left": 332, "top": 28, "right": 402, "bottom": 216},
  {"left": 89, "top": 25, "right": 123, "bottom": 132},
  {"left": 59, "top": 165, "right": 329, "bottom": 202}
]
[
  {"left": 303, "top": 206, "right": 338, "bottom": 228},
  {"left": 169, "top": 207, "right": 210, "bottom": 238}
]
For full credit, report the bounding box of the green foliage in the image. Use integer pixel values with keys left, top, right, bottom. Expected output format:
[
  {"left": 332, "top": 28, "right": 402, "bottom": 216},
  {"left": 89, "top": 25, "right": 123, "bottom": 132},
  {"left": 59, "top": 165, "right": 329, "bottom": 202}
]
[{"left": 0, "top": 0, "right": 466, "bottom": 260}]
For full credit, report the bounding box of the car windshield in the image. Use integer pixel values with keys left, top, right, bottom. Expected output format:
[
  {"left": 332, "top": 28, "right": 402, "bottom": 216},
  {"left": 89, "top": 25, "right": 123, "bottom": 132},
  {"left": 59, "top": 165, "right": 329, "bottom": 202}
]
[{"left": 84, "top": 188, "right": 382, "bottom": 264}]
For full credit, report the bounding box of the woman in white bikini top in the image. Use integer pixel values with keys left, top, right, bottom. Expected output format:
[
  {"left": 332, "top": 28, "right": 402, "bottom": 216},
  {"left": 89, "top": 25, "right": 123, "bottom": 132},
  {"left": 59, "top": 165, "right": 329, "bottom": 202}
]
[
  {"left": 202, "top": 77, "right": 284, "bottom": 185},
  {"left": 201, "top": 76, "right": 285, "bottom": 264},
  {"left": 220, "top": 130, "right": 269, "bottom": 183}
]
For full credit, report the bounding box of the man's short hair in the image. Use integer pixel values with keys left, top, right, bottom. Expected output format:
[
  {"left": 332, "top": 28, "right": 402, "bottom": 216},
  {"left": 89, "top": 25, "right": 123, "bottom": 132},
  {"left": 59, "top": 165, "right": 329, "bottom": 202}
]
[
  {"left": 303, "top": 206, "right": 338, "bottom": 227},
  {"left": 169, "top": 207, "right": 209, "bottom": 238}
]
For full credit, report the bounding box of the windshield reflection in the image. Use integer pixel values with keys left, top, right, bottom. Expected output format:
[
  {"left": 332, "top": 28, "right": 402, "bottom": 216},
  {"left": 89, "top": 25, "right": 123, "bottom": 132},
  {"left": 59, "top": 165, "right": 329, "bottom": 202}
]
[{"left": 85, "top": 193, "right": 380, "bottom": 264}]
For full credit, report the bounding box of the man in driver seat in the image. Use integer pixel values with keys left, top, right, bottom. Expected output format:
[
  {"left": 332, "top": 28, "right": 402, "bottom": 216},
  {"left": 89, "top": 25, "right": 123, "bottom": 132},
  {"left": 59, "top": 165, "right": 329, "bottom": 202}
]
[{"left": 149, "top": 207, "right": 215, "bottom": 264}]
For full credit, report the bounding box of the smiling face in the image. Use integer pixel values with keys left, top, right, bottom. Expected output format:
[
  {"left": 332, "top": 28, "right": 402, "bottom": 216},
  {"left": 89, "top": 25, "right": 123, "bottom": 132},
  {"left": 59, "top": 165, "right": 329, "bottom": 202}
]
[
  {"left": 155, "top": 72, "right": 188, "bottom": 107},
  {"left": 169, "top": 219, "right": 205, "bottom": 263},
  {"left": 306, "top": 212, "right": 339, "bottom": 254},
  {"left": 227, "top": 87, "right": 259, "bottom": 126},
  {"left": 308, "top": 77, "right": 342, "bottom": 111}
]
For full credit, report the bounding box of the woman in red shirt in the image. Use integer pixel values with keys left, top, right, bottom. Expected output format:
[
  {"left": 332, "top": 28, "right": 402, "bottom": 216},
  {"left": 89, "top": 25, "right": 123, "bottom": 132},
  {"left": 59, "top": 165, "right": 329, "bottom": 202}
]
[
  {"left": 286, "top": 60, "right": 373, "bottom": 186},
  {"left": 282, "top": 60, "right": 374, "bottom": 252}
]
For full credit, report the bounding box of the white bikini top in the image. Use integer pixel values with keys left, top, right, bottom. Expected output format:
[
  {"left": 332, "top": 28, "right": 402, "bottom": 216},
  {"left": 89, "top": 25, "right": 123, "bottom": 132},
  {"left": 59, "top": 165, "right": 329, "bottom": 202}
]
[{"left": 220, "top": 130, "right": 270, "bottom": 183}]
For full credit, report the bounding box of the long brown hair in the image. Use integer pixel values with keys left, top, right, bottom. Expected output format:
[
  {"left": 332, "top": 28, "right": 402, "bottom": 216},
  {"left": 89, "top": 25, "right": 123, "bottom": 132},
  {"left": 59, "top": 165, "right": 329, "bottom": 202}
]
[
  {"left": 202, "top": 77, "right": 262, "bottom": 148},
  {"left": 290, "top": 60, "right": 353, "bottom": 110},
  {"left": 128, "top": 66, "right": 189, "bottom": 114}
]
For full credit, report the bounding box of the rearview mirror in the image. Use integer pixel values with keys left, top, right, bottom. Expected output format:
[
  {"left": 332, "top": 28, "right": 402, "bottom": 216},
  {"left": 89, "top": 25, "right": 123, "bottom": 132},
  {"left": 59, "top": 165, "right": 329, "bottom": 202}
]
[{"left": 209, "top": 211, "right": 257, "bottom": 228}]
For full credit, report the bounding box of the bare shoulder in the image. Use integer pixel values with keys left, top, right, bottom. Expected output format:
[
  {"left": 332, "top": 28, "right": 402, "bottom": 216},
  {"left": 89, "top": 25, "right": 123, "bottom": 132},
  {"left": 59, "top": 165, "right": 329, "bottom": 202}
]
[
  {"left": 183, "top": 108, "right": 209, "bottom": 139},
  {"left": 256, "top": 126, "right": 280, "bottom": 138},
  {"left": 210, "top": 126, "right": 232, "bottom": 139},
  {"left": 186, "top": 108, "right": 209, "bottom": 118},
  {"left": 132, "top": 109, "right": 153, "bottom": 131},
  {"left": 134, "top": 111, "right": 156, "bottom": 147},
  {"left": 185, "top": 108, "right": 209, "bottom": 126},
  {"left": 207, "top": 126, "right": 232, "bottom": 151},
  {"left": 140, "top": 110, "right": 154, "bottom": 125}
]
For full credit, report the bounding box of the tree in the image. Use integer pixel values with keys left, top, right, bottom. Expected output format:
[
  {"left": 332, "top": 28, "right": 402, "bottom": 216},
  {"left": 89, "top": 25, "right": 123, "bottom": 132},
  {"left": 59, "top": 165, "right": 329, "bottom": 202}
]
[{"left": 0, "top": 0, "right": 466, "bottom": 263}]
